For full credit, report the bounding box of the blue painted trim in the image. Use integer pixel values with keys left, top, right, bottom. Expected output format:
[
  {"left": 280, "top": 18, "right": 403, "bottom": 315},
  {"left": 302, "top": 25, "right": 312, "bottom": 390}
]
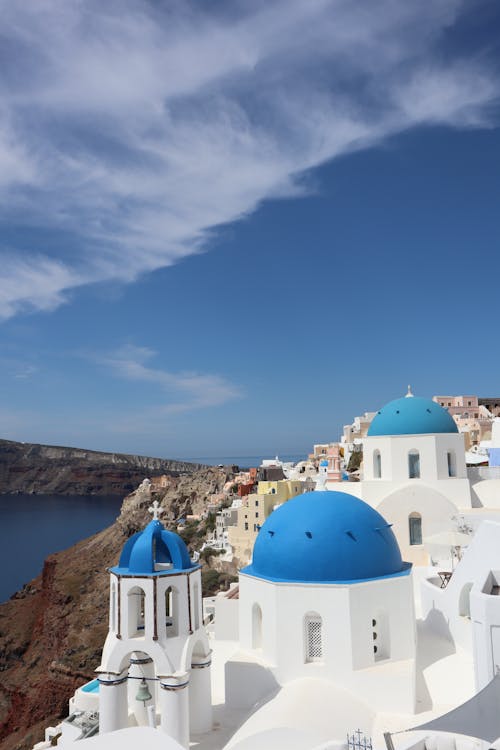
[
  {"left": 240, "top": 561, "right": 412, "bottom": 585},
  {"left": 110, "top": 564, "right": 200, "bottom": 577}
]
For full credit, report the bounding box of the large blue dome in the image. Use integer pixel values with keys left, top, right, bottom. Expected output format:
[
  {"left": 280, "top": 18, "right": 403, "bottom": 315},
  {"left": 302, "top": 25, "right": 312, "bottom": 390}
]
[
  {"left": 242, "top": 491, "right": 410, "bottom": 584},
  {"left": 111, "top": 520, "right": 197, "bottom": 576},
  {"left": 367, "top": 396, "right": 458, "bottom": 437}
]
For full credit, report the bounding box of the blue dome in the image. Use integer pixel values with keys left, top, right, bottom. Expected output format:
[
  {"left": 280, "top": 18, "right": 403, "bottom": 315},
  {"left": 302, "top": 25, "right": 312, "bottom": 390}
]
[
  {"left": 368, "top": 396, "right": 458, "bottom": 437},
  {"left": 319, "top": 459, "right": 328, "bottom": 466},
  {"left": 242, "top": 491, "right": 410, "bottom": 584},
  {"left": 111, "top": 520, "right": 197, "bottom": 576}
]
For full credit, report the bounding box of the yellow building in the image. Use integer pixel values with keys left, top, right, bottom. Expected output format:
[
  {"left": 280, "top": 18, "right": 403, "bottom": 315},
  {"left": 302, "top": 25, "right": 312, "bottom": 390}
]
[
  {"left": 256, "top": 479, "right": 303, "bottom": 502},
  {"left": 228, "top": 480, "right": 305, "bottom": 564}
]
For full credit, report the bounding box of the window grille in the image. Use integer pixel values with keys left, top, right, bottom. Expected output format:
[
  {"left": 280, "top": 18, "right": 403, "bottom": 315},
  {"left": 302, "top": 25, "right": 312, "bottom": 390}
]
[{"left": 306, "top": 616, "right": 323, "bottom": 661}]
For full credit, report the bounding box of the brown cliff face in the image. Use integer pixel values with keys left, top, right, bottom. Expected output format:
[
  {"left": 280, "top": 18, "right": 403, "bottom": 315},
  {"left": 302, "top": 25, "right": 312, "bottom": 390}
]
[
  {"left": 0, "top": 439, "right": 206, "bottom": 495},
  {"left": 0, "top": 468, "right": 237, "bottom": 750}
]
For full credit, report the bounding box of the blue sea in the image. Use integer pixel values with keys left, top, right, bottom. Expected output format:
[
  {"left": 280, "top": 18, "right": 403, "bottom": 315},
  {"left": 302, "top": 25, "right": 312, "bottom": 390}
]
[{"left": 0, "top": 494, "right": 123, "bottom": 603}]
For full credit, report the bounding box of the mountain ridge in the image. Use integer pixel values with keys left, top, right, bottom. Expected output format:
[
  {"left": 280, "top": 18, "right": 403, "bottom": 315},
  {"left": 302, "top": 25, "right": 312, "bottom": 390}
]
[{"left": 0, "top": 438, "right": 208, "bottom": 495}]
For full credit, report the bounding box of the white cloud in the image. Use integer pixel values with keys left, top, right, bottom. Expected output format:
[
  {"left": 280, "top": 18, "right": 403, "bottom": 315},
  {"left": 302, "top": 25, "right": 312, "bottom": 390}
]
[
  {"left": 0, "top": 254, "right": 81, "bottom": 319},
  {"left": 98, "top": 344, "right": 243, "bottom": 413},
  {"left": 0, "top": 0, "right": 498, "bottom": 319}
]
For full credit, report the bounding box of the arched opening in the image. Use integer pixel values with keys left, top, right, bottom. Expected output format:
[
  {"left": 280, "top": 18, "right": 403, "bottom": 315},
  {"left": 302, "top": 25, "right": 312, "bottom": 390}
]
[
  {"left": 408, "top": 512, "right": 422, "bottom": 545},
  {"left": 164, "top": 586, "right": 179, "bottom": 637},
  {"left": 459, "top": 582, "right": 473, "bottom": 618},
  {"left": 128, "top": 586, "right": 146, "bottom": 637},
  {"left": 372, "top": 610, "right": 390, "bottom": 661},
  {"left": 252, "top": 603, "right": 262, "bottom": 649},
  {"left": 110, "top": 582, "right": 116, "bottom": 632},
  {"left": 304, "top": 612, "right": 323, "bottom": 663},
  {"left": 127, "top": 651, "right": 155, "bottom": 727},
  {"left": 408, "top": 450, "right": 420, "bottom": 479},
  {"left": 373, "top": 450, "right": 382, "bottom": 479},
  {"left": 193, "top": 582, "right": 200, "bottom": 631},
  {"left": 447, "top": 451, "right": 456, "bottom": 477}
]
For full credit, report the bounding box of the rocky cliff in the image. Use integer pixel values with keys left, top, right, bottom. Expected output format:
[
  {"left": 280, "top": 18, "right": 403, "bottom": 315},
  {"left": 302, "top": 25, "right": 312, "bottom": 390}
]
[
  {"left": 0, "top": 468, "right": 237, "bottom": 750},
  {"left": 0, "top": 439, "right": 206, "bottom": 495}
]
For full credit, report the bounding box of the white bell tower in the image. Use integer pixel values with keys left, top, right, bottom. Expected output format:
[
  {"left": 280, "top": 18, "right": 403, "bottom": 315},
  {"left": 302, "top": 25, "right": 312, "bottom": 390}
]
[{"left": 97, "top": 500, "right": 212, "bottom": 747}]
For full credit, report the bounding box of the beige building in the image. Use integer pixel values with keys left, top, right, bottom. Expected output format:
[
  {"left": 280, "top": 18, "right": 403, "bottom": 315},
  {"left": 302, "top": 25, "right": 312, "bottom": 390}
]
[
  {"left": 310, "top": 443, "right": 330, "bottom": 459},
  {"left": 228, "top": 480, "right": 305, "bottom": 564},
  {"left": 433, "top": 395, "right": 493, "bottom": 448}
]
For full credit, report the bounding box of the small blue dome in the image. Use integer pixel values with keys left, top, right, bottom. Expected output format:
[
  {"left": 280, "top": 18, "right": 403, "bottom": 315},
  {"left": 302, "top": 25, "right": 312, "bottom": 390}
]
[
  {"left": 242, "top": 491, "right": 410, "bottom": 584},
  {"left": 111, "top": 520, "right": 197, "bottom": 576},
  {"left": 368, "top": 396, "right": 458, "bottom": 437},
  {"left": 319, "top": 459, "right": 328, "bottom": 466}
]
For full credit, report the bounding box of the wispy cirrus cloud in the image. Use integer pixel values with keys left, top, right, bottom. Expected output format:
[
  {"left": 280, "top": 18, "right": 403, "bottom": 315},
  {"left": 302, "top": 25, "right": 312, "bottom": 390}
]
[
  {"left": 97, "top": 344, "right": 242, "bottom": 414},
  {"left": 0, "top": 0, "right": 498, "bottom": 320}
]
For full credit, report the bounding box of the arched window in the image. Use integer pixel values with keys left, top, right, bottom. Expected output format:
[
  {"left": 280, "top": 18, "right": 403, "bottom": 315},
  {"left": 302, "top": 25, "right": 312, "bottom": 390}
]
[
  {"left": 408, "top": 450, "right": 420, "bottom": 479},
  {"left": 447, "top": 451, "right": 456, "bottom": 477},
  {"left": 164, "top": 586, "right": 179, "bottom": 637},
  {"left": 193, "top": 582, "right": 200, "bottom": 631},
  {"left": 409, "top": 512, "right": 422, "bottom": 545},
  {"left": 252, "top": 603, "right": 262, "bottom": 649},
  {"left": 373, "top": 450, "right": 382, "bottom": 479},
  {"left": 127, "top": 586, "right": 146, "bottom": 637},
  {"left": 304, "top": 612, "right": 323, "bottom": 663},
  {"left": 459, "top": 583, "right": 473, "bottom": 618}
]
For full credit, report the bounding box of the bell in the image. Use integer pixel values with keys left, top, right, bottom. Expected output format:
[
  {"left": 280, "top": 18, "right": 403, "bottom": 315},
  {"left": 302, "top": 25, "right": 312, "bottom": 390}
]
[{"left": 135, "top": 678, "right": 152, "bottom": 705}]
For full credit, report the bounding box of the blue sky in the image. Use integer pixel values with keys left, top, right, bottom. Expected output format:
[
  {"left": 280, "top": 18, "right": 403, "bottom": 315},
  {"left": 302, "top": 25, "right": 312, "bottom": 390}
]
[{"left": 0, "top": 0, "right": 499, "bottom": 459}]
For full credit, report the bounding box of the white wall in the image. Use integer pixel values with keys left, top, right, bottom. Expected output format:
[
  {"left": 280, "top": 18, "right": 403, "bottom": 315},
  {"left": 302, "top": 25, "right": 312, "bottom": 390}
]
[
  {"left": 362, "top": 434, "right": 471, "bottom": 508},
  {"left": 376, "top": 486, "right": 460, "bottom": 565},
  {"left": 420, "top": 521, "right": 500, "bottom": 689},
  {"left": 234, "top": 571, "right": 416, "bottom": 713},
  {"left": 214, "top": 595, "right": 239, "bottom": 641},
  {"left": 470, "top": 480, "right": 500, "bottom": 508}
]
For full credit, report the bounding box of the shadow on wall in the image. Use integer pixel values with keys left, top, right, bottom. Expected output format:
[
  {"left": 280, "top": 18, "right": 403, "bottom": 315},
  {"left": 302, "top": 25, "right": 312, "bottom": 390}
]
[
  {"left": 225, "top": 660, "right": 280, "bottom": 710},
  {"left": 414, "top": 612, "right": 456, "bottom": 714},
  {"left": 419, "top": 608, "right": 456, "bottom": 661},
  {"left": 469, "top": 479, "right": 500, "bottom": 508}
]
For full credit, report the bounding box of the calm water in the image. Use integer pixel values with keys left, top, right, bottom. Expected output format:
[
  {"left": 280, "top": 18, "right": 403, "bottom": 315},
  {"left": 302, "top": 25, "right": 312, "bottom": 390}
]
[{"left": 0, "top": 494, "right": 123, "bottom": 603}]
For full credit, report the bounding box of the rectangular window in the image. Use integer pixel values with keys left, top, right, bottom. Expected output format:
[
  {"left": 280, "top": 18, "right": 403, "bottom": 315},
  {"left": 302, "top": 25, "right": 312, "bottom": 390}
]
[
  {"left": 244, "top": 522, "right": 248, "bottom": 531},
  {"left": 447, "top": 452, "right": 456, "bottom": 477},
  {"left": 255, "top": 512, "right": 259, "bottom": 518},
  {"left": 408, "top": 452, "right": 420, "bottom": 479},
  {"left": 409, "top": 516, "right": 422, "bottom": 545},
  {"left": 255, "top": 500, "right": 259, "bottom": 506},
  {"left": 306, "top": 617, "right": 323, "bottom": 662}
]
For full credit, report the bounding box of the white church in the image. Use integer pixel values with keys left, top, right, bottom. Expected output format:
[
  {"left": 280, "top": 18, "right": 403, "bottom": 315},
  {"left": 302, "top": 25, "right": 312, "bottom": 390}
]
[
  {"left": 330, "top": 390, "right": 500, "bottom": 565},
  {"left": 33, "top": 394, "right": 500, "bottom": 750}
]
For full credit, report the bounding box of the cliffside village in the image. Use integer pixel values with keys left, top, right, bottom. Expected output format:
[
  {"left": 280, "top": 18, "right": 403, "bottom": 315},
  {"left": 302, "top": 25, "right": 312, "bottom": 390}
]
[
  {"left": 144, "top": 392, "right": 500, "bottom": 569},
  {"left": 32, "top": 389, "right": 500, "bottom": 750}
]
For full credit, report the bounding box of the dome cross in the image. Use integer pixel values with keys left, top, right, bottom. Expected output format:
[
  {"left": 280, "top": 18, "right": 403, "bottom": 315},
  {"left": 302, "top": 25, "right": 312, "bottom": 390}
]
[{"left": 148, "top": 499, "right": 164, "bottom": 521}]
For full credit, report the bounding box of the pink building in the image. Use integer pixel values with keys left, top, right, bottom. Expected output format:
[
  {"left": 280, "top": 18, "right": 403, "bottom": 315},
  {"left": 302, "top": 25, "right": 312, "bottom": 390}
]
[{"left": 327, "top": 443, "right": 342, "bottom": 482}]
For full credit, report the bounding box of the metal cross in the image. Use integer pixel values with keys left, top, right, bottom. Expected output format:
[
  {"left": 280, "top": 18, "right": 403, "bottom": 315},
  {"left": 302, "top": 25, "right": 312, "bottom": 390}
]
[{"left": 148, "top": 500, "right": 164, "bottom": 521}]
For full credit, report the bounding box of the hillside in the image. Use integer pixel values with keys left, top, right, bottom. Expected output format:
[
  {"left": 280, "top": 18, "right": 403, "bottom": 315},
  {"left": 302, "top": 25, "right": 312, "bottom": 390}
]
[
  {"left": 0, "top": 438, "right": 206, "bottom": 495},
  {"left": 0, "top": 468, "right": 237, "bottom": 750}
]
